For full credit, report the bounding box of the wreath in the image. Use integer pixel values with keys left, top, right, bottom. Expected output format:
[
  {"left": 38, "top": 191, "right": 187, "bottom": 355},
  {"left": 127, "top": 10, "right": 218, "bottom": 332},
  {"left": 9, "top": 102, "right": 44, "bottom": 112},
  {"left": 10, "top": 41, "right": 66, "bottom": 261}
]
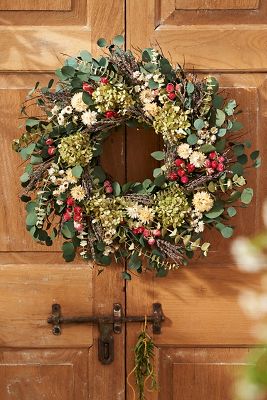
[{"left": 13, "top": 35, "right": 260, "bottom": 278}]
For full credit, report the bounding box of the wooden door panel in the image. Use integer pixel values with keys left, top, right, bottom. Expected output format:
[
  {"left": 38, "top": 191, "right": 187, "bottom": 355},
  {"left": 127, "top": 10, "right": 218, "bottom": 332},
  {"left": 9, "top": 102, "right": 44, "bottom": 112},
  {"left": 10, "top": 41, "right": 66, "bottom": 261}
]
[
  {"left": 0, "top": 349, "right": 88, "bottom": 400},
  {"left": 126, "top": 3, "right": 267, "bottom": 399},
  {"left": 0, "top": 1, "right": 125, "bottom": 399},
  {"left": 127, "top": 1, "right": 267, "bottom": 70},
  {"left": 159, "top": 348, "right": 251, "bottom": 400}
]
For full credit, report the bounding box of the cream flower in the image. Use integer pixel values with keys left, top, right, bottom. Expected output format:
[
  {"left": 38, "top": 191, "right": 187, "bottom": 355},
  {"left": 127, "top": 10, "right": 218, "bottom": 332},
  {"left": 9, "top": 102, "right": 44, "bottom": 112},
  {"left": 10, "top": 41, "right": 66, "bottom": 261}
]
[
  {"left": 51, "top": 105, "right": 60, "bottom": 115},
  {"left": 126, "top": 204, "right": 140, "bottom": 219},
  {"left": 71, "top": 92, "right": 88, "bottom": 112},
  {"left": 192, "top": 191, "right": 214, "bottom": 213},
  {"left": 137, "top": 206, "right": 155, "bottom": 225},
  {"left": 65, "top": 168, "right": 78, "bottom": 184},
  {"left": 81, "top": 110, "right": 98, "bottom": 126},
  {"left": 61, "top": 106, "right": 73, "bottom": 115},
  {"left": 139, "top": 89, "right": 155, "bottom": 104},
  {"left": 71, "top": 185, "right": 86, "bottom": 201},
  {"left": 177, "top": 143, "right": 192, "bottom": 159},
  {"left": 143, "top": 103, "right": 158, "bottom": 117},
  {"left": 189, "top": 151, "right": 206, "bottom": 168},
  {"left": 57, "top": 114, "right": 65, "bottom": 126}
]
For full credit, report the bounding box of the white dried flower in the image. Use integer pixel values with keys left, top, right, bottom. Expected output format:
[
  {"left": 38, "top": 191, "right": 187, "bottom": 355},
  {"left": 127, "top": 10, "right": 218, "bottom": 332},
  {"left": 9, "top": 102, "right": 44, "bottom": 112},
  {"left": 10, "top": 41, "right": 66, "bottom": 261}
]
[
  {"left": 57, "top": 114, "right": 65, "bottom": 126},
  {"left": 177, "top": 143, "right": 192, "bottom": 159},
  {"left": 192, "top": 191, "right": 214, "bottom": 213},
  {"left": 71, "top": 92, "right": 88, "bottom": 112},
  {"left": 143, "top": 103, "right": 158, "bottom": 117},
  {"left": 81, "top": 110, "right": 98, "bottom": 126},
  {"left": 139, "top": 89, "right": 155, "bottom": 104},
  {"left": 189, "top": 151, "right": 206, "bottom": 168},
  {"left": 51, "top": 105, "right": 60, "bottom": 115},
  {"left": 137, "top": 206, "right": 155, "bottom": 225},
  {"left": 71, "top": 185, "right": 86, "bottom": 201},
  {"left": 61, "top": 106, "right": 73, "bottom": 115}
]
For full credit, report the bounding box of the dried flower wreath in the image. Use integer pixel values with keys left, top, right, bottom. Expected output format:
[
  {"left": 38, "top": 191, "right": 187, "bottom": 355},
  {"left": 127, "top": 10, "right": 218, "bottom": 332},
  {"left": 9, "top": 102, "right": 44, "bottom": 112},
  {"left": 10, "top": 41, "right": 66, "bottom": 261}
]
[{"left": 13, "top": 35, "right": 260, "bottom": 278}]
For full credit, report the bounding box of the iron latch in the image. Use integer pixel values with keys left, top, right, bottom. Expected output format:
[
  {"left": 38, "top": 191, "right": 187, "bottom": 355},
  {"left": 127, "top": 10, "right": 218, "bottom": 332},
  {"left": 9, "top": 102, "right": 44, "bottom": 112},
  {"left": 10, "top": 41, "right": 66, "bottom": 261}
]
[{"left": 47, "top": 303, "right": 164, "bottom": 365}]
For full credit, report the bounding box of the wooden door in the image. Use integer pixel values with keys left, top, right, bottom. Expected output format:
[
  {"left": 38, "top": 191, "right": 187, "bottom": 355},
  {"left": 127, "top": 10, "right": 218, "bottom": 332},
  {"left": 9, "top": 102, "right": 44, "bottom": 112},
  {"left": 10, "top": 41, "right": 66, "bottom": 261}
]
[
  {"left": 0, "top": 2, "right": 126, "bottom": 399},
  {"left": 126, "top": 1, "right": 267, "bottom": 399}
]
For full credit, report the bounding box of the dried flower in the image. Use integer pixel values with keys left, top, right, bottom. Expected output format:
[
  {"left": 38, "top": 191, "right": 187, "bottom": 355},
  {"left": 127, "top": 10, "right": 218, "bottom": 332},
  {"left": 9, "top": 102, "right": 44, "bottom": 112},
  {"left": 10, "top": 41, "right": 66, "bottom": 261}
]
[{"left": 192, "top": 191, "right": 214, "bottom": 212}]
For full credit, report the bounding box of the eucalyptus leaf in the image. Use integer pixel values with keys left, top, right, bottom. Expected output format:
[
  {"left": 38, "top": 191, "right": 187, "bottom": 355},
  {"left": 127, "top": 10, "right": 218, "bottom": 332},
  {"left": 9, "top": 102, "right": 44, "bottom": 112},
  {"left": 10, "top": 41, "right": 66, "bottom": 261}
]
[
  {"left": 187, "top": 134, "right": 198, "bottom": 145},
  {"left": 62, "top": 241, "right": 76, "bottom": 262},
  {"left": 216, "top": 109, "right": 226, "bottom": 127},
  {"left": 72, "top": 165, "right": 83, "bottom": 178},
  {"left": 113, "top": 35, "right": 124, "bottom": 46},
  {"left": 97, "top": 38, "right": 107, "bottom": 48},
  {"left": 112, "top": 181, "right": 121, "bottom": 196},
  {"left": 151, "top": 151, "right": 164, "bottom": 161},
  {"left": 241, "top": 188, "right": 253, "bottom": 204},
  {"left": 194, "top": 119, "right": 205, "bottom": 130}
]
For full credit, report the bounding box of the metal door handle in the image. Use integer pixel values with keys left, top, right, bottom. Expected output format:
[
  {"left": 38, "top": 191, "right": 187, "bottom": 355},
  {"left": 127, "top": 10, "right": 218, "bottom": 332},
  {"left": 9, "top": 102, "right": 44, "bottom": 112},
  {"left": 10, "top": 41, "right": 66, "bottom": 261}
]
[{"left": 47, "top": 303, "right": 164, "bottom": 364}]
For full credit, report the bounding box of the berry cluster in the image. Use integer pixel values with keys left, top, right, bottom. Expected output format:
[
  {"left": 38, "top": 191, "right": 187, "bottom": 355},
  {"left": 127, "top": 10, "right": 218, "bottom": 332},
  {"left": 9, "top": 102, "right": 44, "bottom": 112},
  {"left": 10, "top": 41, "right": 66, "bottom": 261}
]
[
  {"left": 104, "top": 180, "right": 113, "bottom": 194},
  {"left": 46, "top": 138, "right": 56, "bottom": 156},
  {"left": 168, "top": 158, "right": 195, "bottom": 184},
  {"left": 205, "top": 152, "right": 225, "bottom": 175},
  {"left": 63, "top": 197, "right": 83, "bottom": 231},
  {"left": 165, "top": 82, "right": 181, "bottom": 101},
  {"left": 132, "top": 226, "right": 161, "bottom": 246}
]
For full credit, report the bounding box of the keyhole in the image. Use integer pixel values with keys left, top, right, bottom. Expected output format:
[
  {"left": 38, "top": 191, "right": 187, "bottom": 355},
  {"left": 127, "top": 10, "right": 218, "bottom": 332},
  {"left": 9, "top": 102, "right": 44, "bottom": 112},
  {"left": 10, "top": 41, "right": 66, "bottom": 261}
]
[{"left": 104, "top": 342, "right": 109, "bottom": 360}]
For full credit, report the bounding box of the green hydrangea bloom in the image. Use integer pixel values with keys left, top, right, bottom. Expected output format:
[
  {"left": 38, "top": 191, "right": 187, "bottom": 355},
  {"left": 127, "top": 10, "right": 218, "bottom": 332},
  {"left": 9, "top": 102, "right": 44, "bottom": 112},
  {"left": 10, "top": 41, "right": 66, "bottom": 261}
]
[
  {"left": 86, "top": 194, "right": 124, "bottom": 245},
  {"left": 92, "top": 83, "right": 135, "bottom": 114},
  {"left": 153, "top": 103, "right": 191, "bottom": 145},
  {"left": 58, "top": 132, "right": 92, "bottom": 167},
  {"left": 154, "top": 184, "right": 189, "bottom": 229}
]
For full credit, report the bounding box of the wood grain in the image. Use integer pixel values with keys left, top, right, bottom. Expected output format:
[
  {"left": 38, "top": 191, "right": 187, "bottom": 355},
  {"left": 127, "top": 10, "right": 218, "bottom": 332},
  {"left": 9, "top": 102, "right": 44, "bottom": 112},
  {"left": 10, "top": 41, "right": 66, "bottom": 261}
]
[
  {"left": 0, "top": 349, "right": 88, "bottom": 399},
  {"left": 176, "top": 0, "right": 260, "bottom": 9},
  {"left": 0, "top": 1, "right": 125, "bottom": 399},
  {"left": 0, "top": 0, "right": 72, "bottom": 11},
  {"left": 126, "top": 2, "right": 267, "bottom": 394},
  {"left": 128, "top": 1, "right": 267, "bottom": 70}
]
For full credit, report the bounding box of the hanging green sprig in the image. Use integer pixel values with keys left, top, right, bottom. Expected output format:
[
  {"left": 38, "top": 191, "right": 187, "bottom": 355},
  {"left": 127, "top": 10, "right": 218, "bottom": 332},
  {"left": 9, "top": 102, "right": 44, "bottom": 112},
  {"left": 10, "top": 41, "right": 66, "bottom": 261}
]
[{"left": 128, "top": 318, "right": 158, "bottom": 400}]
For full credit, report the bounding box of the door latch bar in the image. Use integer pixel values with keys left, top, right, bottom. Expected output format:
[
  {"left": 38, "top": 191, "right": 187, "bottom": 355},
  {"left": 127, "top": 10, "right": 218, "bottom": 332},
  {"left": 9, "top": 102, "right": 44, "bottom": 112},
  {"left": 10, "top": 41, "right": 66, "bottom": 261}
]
[{"left": 47, "top": 303, "right": 164, "bottom": 365}]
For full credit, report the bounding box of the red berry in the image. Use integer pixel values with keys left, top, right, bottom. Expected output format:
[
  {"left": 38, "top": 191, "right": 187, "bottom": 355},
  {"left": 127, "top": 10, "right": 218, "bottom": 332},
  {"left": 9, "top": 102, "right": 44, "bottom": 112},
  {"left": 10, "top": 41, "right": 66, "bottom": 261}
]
[
  {"left": 209, "top": 151, "right": 217, "bottom": 160},
  {"left": 166, "top": 83, "right": 174, "bottom": 93},
  {"left": 177, "top": 169, "right": 186, "bottom": 177},
  {"left": 48, "top": 146, "right": 56, "bottom": 156},
  {"left": 143, "top": 229, "right": 150, "bottom": 238},
  {"left": 148, "top": 238, "right": 156, "bottom": 246},
  {"left": 105, "top": 186, "right": 113, "bottom": 194},
  {"left": 211, "top": 160, "right": 218, "bottom": 169},
  {"left": 82, "top": 82, "right": 94, "bottom": 95},
  {"left": 105, "top": 110, "right": 116, "bottom": 119},
  {"left": 168, "top": 92, "right": 176, "bottom": 101},
  {"left": 181, "top": 175, "right": 189, "bottom": 184},
  {"left": 187, "top": 163, "right": 195, "bottom": 173},
  {"left": 217, "top": 163, "right": 225, "bottom": 172},
  {"left": 175, "top": 158, "right": 184, "bottom": 167},
  {"left": 218, "top": 156, "right": 225, "bottom": 163},
  {"left": 63, "top": 212, "right": 71, "bottom": 222},
  {"left": 138, "top": 226, "right": 145, "bottom": 234},
  {"left": 46, "top": 138, "right": 53, "bottom": 146},
  {"left": 74, "top": 206, "right": 82, "bottom": 214},
  {"left": 204, "top": 159, "right": 211, "bottom": 168},
  {"left": 74, "top": 223, "right": 83, "bottom": 232},
  {"left": 132, "top": 228, "right": 139, "bottom": 235},
  {"left": 168, "top": 172, "right": 178, "bottom": 181},
  {"left": 100, "top": 77, "right": 109, "bottom": 84},
  {"left": 152, "top": 229, "right": 161, "bottom": 237},
  {"left": 74, "top": 214, "right": 82, "bottom": 222},
  {"left": 104, "top": 180, "right": 111, "bottom": 187},
  {"left": 66, "top": 197, "right": 75, "bottom": 207}
]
